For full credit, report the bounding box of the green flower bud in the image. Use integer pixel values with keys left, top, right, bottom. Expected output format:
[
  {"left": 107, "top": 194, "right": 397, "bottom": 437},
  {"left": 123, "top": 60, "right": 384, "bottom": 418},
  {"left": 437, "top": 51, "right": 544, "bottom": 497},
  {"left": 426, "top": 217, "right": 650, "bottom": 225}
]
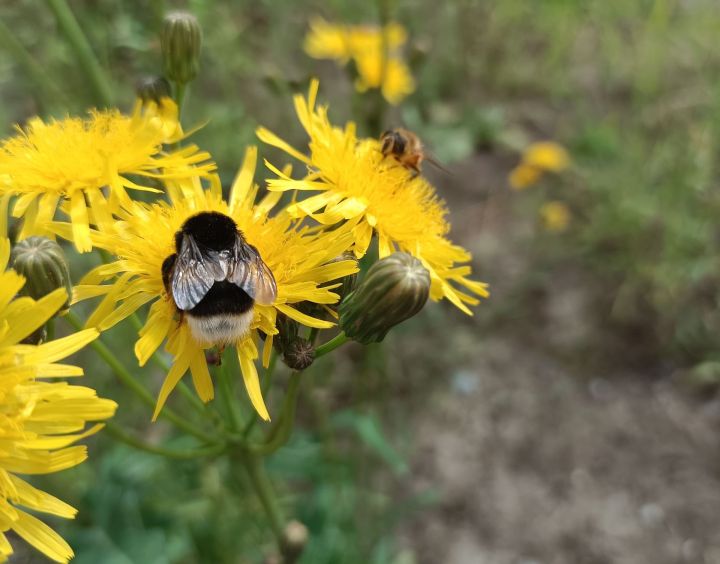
[
  {"left": 11, "top": 237, "right": 72, "bottom": 313},
  {"left": 339, "top": 252, "right": 430, "bottom": 344},
  {"left": 136, "top": 75, "right": 172, "bottom": 104},
  {"left": 161, "top": 11, "right": 202, "bottom": 85}
]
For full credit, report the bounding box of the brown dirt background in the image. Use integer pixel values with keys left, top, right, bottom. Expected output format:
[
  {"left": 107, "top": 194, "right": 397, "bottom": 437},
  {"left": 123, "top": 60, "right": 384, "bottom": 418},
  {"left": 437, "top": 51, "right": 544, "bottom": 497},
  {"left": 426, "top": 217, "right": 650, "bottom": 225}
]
[{"left": 391, "top": 155, "right": 720, "bottom": 564}]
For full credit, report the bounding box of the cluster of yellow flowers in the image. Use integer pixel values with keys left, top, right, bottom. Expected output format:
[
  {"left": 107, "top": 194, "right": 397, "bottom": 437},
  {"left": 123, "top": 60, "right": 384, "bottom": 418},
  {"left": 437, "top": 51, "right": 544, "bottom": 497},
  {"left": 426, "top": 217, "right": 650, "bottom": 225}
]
[
  {"left": 0, "top": 239, "right": 116, "bottom": 562},
  {"left": 509, "top": 141, "right": 572, "bottom": 231},
  {"left": 0, "top": 78, "right": 485, "bottom": 560},
  {"left": 304, "top": 18, "right": 415, "bottom": 105}
]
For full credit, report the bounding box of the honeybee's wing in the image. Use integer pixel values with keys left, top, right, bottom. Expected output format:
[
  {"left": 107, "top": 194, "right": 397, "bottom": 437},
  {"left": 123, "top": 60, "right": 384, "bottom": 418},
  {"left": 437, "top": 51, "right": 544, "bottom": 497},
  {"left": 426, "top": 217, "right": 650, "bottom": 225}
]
[
  {"left": 228, "top": 235, "right": 277, "bottom": 306},
  {"left": 171, "top": 234, "right": 226, "bottom": 310}
]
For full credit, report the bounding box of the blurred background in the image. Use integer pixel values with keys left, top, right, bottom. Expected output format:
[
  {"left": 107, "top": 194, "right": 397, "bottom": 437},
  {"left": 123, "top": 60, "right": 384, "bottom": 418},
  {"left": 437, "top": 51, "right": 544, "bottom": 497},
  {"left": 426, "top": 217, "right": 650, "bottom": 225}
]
[{"left": 4, "top": 0, "right": 720, "bottom": 562}]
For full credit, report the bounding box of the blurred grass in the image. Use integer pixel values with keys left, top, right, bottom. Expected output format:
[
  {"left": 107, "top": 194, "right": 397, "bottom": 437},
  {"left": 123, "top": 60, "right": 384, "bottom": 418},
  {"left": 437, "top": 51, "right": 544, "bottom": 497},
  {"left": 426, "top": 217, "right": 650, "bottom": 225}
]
[{"left": 3, "top": 0, "right": 720, "bottom": 561}]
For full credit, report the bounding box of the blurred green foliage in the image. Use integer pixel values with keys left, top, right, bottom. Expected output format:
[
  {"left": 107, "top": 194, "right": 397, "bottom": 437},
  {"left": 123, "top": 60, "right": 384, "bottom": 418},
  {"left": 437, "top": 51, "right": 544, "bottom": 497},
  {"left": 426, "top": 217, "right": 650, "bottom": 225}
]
[{"left": 3, "top": 0, "right": 720, "bottom": 561}]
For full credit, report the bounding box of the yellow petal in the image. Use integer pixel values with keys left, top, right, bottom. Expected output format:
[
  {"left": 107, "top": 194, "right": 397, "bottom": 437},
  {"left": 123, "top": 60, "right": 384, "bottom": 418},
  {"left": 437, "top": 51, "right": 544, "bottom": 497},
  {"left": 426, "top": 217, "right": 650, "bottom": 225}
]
[
  {"left": 189, "top": 349, "right": 214, "bottom": 403},
  {"left": 229, "top": 146, "right": 258, "bottom": 212},
  {"left": 256, "top": 127, "right": 311, "bottom": 165},
  {"left": 15, "top": 329, "right": 98, "bottom": 365},
  {"left": 275, "top": 303, "right": 334, "bottom": 329},
  {"left": 9, "top": 475, "right": 76, "bottom": 518},
  {"left": 12, "top": 509, "right": 74, "bottom": 564},
  {"left": 70, "top": 190, "right": 92, "bottom": 253},
  {"left": 152, "top": 350, "right": 192, "bottom": 421},
  {"left": 236, "top": 340, "right": 270, "bottom": 421}
]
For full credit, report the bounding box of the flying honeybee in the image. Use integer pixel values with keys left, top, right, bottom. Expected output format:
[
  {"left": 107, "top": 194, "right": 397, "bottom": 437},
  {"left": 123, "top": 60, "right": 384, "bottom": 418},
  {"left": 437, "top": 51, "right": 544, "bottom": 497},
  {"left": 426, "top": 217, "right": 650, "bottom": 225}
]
[
  {"left": 380, "top": 128, "right": 450, "bottom": 177},
  {"left": 162, "top": 211, "right": 277, "bottom": 351}
]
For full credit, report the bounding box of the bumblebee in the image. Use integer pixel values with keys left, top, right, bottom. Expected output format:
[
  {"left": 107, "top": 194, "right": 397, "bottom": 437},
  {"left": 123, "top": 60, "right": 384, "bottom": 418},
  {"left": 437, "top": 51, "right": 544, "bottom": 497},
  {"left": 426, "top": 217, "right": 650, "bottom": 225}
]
[
  {"left": 162, "top": 211, "right": 277, "bottom": 348},
  {"left": 380, "top": 128, "right": 449, "bottom": 177}
]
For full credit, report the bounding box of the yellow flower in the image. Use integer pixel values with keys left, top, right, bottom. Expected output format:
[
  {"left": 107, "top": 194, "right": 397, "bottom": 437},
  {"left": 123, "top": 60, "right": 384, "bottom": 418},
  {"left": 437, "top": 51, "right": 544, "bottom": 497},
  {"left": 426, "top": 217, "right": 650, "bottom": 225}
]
[
  {"left": 0, "top": 98, "right": 215, "bottom": 252},
  {"left": 539, "top": 201, "right": 571, "bottom": 232},
  {"left": 304, "top": 18, "right": 353, "bottom": 61},
  {"left": 54, "top": 148, "right": 357, "bottom": 421},
  {"left": 509, "top": 163, "right": 542, "bottom": 190},
  {"left": 0, "top": 238, "right": 117, "bottom": 563},
  {"left": 257, "top": 80, "right": 488, "bottom": 315},
  {"left": 353, "top": 53, "right": 415, "bottom": 106},
  {"left": 509, "top": 141, "right": 570, "bottom": 190},
  {"left": 304, "top": 18, "right": 415, "bottom": 105},
  {"left": 523, "top": 141, "right": 570, "bottom": 173}
]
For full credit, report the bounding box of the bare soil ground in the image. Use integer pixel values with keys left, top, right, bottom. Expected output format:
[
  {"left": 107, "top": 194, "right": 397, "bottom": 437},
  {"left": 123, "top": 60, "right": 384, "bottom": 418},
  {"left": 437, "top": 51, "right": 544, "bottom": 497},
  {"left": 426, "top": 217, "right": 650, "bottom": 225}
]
[{"left": 396, "top": 155, "right": 720, "bottom": 564}]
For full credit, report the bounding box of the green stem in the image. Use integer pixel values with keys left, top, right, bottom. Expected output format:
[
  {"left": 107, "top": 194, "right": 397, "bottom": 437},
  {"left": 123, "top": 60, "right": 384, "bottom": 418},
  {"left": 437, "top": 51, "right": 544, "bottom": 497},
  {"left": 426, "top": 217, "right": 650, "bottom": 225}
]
[
  {"left": 104, "top": 421, "right": 225, "bottom": 459},
  {"left": 66, "top": 311, "right": 218, "bottom": 444},
  {"left": 218, "top": 357, "right": 242, "bottom": 432},
  {"left": 46, "top": 318, "right": 55, "bottom": 342},
  {"left": 314, "top": 332, "right": 349, "bottom": 358},
  {"left": 0, "top": 17, "right": 68, "bottom": 110},
  {"left": 242, "top": 350, "right": 278, "bottom": 437},
  {"left": 174, "top": 82, "right": 187, "bottom": 121},
  {"left": 251, "top": 372, "right": 302, "bottom": 456},
  {"left": 307, "top": 327, "right": 320, "bottom": 344},
  {"left": 44, "top": 0, "right": 114, "bottom": 106},
  {"left": 240, "top": 450, "right": 285, "bottom": 545}
]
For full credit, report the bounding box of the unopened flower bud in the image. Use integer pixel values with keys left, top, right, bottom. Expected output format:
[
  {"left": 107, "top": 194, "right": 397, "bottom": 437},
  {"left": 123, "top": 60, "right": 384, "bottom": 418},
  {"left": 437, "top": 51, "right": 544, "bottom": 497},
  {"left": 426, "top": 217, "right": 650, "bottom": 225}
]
[
  {"left": 11, "top": 237, "right": 72, "bottom": 313},
  {"left": 339, "top": 252, "right": 430, "bottom": 344},
  {"left": 161, "top": 12, "right": 202, "bottom": 85},
  {"left": 136, "top": 75, "right": 172, "bottom": 105}
]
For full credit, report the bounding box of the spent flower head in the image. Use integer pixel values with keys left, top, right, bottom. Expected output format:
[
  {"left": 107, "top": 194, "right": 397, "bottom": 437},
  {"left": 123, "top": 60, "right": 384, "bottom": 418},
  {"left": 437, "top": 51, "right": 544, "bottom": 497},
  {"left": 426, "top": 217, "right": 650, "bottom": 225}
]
[
  {"left": 0, "top": 101, "right": 215, "bottom": 251},
  {"left": 0, "top": 238, "right": 117, "bottom": 563},
  {"left": 257, "top": 80, "right": 488, "bottom": 314},
  {"left": 55, "top": 149, "right": 357, "bottom": 421}
]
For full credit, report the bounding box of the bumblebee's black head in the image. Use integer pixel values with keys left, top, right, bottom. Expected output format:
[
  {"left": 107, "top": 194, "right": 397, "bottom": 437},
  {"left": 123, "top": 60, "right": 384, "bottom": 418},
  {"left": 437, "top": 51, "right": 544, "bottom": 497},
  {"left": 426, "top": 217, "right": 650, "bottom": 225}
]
[
  {"left": 176, "top": 212, "right": 238, "bottom": 252},
  {"left": 380, "top": 129, "right": 406, "bottom": 155}
]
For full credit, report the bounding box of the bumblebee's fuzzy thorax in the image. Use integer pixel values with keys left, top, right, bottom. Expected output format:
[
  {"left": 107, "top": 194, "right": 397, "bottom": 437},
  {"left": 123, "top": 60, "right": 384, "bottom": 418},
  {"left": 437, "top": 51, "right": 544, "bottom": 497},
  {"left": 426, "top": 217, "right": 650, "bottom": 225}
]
[{"left": 177, "top": 211, "right": 238, "bottom": 251}]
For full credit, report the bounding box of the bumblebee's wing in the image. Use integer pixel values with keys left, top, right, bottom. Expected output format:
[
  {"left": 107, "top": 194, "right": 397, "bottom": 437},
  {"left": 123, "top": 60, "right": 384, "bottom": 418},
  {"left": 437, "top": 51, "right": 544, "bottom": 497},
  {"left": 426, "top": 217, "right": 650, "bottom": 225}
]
[
  {"left": 171, "top": 234, "right": 226, "bottom": 310},
  {"left": 228, "top": 235, "right": 277, "bottom": 306}
]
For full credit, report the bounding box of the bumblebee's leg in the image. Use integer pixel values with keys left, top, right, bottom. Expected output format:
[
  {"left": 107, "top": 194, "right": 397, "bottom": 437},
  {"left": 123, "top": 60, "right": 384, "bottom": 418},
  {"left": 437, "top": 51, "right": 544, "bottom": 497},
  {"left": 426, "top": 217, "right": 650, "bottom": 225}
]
[{"left": 216, "top": 344, "right": 225, "bottom": 366}]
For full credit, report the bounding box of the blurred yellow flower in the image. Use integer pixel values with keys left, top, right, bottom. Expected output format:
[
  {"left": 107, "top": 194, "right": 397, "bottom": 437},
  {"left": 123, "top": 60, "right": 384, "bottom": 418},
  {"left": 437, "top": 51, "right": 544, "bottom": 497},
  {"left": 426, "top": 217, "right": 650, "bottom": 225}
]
[
  {"left": 304, "top": 18, "right": 415, "bottom": 105},
  {"left": 509, "top": 141, "right": 570, "bottom": 190},
  {"left": 0, "top": 99, "right": 215, "bottom": 252},
  {"left": 55, "top": 149, "right": 357, "bottom": 422},
  {"left": 509, "top": 163, "right": 543, "bottom": 190},
  {"left": 524, "top": 141, "right": 570, "bottom": 172},
  {"left": 257, "top": 80, "right": 488, "bottom": 315},
  {"left": 0, "top": 238, "right": 117, "bottom": 563},
  {"left": 540, "top": 201, "right": 571, "bottom": 232},
  {"left": 354, "top": 53, "right": 415, "bottom": 106}
]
